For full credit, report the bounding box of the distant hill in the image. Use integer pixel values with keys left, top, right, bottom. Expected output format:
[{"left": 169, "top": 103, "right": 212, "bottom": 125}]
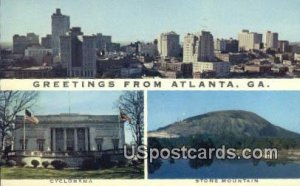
[{"left": 149, "top": 110, "right": 300, "bottom": 139}]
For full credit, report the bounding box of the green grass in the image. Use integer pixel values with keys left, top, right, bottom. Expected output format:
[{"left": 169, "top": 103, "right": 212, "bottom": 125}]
[{"left": 0, "top": 165, "right": 144, "bottom": 179}]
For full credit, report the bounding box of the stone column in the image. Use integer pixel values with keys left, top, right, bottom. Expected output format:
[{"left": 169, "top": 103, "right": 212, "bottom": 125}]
[
  {"left": 52, "top": 128, "right": 56, "bottom": 151},
  {"left": 63, "top": 128, "right": 67, "bottom": 151},
  {"left": 74, "top": 128, "right": 78, "bottom": 151},
  {"left": 85, "top": 128, "right": 89, "bottom": 151}
]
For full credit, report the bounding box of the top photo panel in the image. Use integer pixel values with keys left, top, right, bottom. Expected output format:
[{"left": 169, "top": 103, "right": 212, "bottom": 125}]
[{"left": 0, "top": 0, "right": 300, "bottom": 79}]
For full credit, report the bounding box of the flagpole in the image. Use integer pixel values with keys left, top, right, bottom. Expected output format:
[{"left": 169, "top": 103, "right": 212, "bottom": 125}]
[{"left": 23, "top": 113, "right": 26, "bottom": 153}]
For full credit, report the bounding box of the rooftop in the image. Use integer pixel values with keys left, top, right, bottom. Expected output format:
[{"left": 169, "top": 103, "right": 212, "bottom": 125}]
[{"left": 15, "top": 114, "right": 120, "bottom": 124}]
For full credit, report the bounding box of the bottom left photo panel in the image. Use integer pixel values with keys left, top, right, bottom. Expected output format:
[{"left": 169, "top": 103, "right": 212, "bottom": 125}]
[{"left": 0, "top": 90, "right": 144, "bottom": 179}]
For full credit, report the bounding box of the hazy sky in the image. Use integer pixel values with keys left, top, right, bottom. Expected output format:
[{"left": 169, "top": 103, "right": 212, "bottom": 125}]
[
  {"left": 148, "top": 91, "right": 300, "bottom": 133},
  {"left": 32, "top": 91, "right": 121, "bottom": 115},
  {"left": 1, "top": 0, "right": 300, "bottom": 43}
]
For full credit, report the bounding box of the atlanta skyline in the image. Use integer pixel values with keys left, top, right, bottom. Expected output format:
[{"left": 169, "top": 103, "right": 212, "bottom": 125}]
[{"left": 1, "top": 0, "right": 300, "bottom": 43}]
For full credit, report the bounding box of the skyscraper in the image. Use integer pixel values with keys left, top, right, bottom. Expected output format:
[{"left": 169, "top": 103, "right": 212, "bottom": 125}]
[
  {"left": 183, "top": 33, "right": 197, "bottom": 63},
  {"left": 183, "top": 31, "right": 215, "bottom": 63},
  {"left": 12, "top": 33, "right": 39, "bottom": 55},
  {"left": 266, "top": 31, "right": 279, "bottom": 50},
  {"left": 26, "top": 33, "right": 39, "bottom": 45},
  {"left": 60, "top": 27, "right": 96, "bottom": 78},
  {"left": 41, "top": 35, "right": 52, "bottom": 49},
  {"left": 95, "top": 33, "right": 112, "bottom": 52},
  {"left": 238, "top": 30, "right": 263, "bottom": 51},
  {"left": 51, "top": 8, "right": 70, "bottom": 56},
  {"left": 158, "top": 31, "right": 180, "bottom": 58}
]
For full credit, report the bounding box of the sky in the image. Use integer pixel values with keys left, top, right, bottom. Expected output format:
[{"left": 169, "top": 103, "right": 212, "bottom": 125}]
[
  {"left": 148, "top": 91, "right": 300, "bottom": 133},
  {"left": 32, "top": 91, "right": 121, "bottom": 115},
  {"left": 1, "top": 0, "right": 300, "bottom": 43},
  {"left": 26, "top": 91, "right": 134, "bottom": 143}
]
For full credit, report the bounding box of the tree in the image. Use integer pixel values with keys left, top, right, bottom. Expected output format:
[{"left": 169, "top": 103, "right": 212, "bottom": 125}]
[
  {"left": 0, "top": 91, "right": 38, "bottom": 151},
  {"left": 118, "top": 91, "right": 144, "bottom": 146}
]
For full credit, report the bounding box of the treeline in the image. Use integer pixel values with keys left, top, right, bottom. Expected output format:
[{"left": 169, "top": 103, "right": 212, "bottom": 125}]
[{"left": 148, "top": 134, "right": 300, "bottom": 150}]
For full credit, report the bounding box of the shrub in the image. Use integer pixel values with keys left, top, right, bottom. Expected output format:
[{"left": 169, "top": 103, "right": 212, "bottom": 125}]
[
  {"left": 51, "top": 160, "right": 67, "bottom": 170},
  {"left": 117, "top": 159, "right": 128, "bottom": 167},
  {"left": 20, "top": 161, "right": 26, "bottom": 167},
  {"left": 99, "top": 154, "right": 114, "bottom": 169},
  {"left": 31, "top": 160, "right": 40, "bottom": 168},
  {"left": 0, "top": 159, "right": 6, "bottom": 167},
  {"left": 42, "top": 161, "right": 50, "bottom": 168},
  {"left": 80, "top": 159, "right": 99, "bottom": 170},
  {"left": 6, "top": 160, "right": 16, "bottom": 167}
]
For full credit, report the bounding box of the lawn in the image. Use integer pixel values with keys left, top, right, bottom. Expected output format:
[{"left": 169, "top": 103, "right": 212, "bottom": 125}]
[{"left": 0, "top": 165, "right": 144, "bottom": 179}]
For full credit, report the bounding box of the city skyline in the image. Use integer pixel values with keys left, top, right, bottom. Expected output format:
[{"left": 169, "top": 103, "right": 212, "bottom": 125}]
[
  {"left": 1, "top": 0, "right": 300, "bottom": 43},
  {"left": 148, "top": 91, "right": 300, "bottom": 133}
]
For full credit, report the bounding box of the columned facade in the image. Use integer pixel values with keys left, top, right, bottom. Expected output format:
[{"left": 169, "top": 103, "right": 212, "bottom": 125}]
[{"left": 49, "top": 128, "right": 90, "bottom": 152}]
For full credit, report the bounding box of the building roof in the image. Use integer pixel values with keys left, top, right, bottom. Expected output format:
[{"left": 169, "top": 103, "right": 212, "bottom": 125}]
[{"left": 15, "top": 114, "right": 120, "bottom": 125}]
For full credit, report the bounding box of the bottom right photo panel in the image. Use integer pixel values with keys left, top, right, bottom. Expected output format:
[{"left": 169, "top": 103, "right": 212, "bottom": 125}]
[{"left": 147, "top": 91, "right": 300, "bottom": 179}]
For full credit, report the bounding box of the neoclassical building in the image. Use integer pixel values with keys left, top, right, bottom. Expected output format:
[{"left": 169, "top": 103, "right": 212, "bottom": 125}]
[{"left": 12, "top": 114, "right": 125, "bottom": 167}]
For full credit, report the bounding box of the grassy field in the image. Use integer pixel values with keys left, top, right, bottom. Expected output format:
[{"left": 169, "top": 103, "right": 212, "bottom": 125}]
[{"left": 0, "top": 165, "right": 144, "bottom": 179}]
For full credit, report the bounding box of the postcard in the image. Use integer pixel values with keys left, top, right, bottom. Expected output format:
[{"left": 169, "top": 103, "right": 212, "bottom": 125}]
[{"left": 1, "top": 0, "right": 300, "bottom": 186}]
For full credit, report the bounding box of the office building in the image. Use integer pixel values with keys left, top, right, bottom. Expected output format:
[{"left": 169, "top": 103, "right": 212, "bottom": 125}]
[
  {"left": 266, "top": 31, "right": 278, "bottom": 50},
  {"left": 51, "top": 8, "right": 70, "bottom": 56},
  {"left": 238, "top": 30, "right": 263, "bottom": 51},
  {"left": 158, "top": 31, "right": 180, "bottom": 58},
  {"left": 183, "top": 31, "right": 214, "bottom": 63},
  {"left": 41, "top": 35, "right": 52, "bottom": 49},
  {"left": 60, "top": 27, "right": 97, "bottom": 78}
]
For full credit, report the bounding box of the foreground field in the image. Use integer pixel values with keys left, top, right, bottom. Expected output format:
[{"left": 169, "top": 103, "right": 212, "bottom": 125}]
[{"left": 0, "top": 165, "right": 144, "bottom": 179}]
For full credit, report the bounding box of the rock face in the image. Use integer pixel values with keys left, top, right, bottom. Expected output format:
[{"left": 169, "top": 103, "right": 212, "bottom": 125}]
[{"left": 149, "top": 110, "right": 300, "bottom": 138}]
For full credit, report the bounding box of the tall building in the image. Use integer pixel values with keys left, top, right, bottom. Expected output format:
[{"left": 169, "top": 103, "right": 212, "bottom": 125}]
[
  {"left": 214, "top": 38, "right": 239, "bottom": 53},
  {"left": 266, "top": 31, "right": 278, "bottom": 50},
  {"left": 183, "top": 34, "right": 197, "bottom": 63},
  {"left": 41, "top": 35, "right": 52, "bottom": 49},
  {"left": 13, "top": 33, "right": 39, "bottom": 55},
  {"left": 138, "top": 42, "right": 157, "bottom": 57},
  {"left": 214, "top": 39, "right": 227, "bottom": 52},
  {"left": 51, "top": 8, "right": 70, "bottom": 56},
  {"left": 60, "top": 27, "right": 97, "bottom": 78},
  {"left": 238, "top": 30, "right": 263, "bottom": 51},
  {"left": 278, "top": 40, "right": 289, "bottom": 53},
  {"left": 26, "top": 33, "right": 39, "bottom": 45},
  {"left": 225, "top": 38, "right": 239, "bottom": 53},
  {"left": 158, "top": 31, "right": 180, "bottom": 58},
  {"left": 95, "top": 33, "right": 112, "bottom": 52},
  {"left": 183, "top": 31, "right": 215, "bottom": 63},
  {"left": 13, "top": 35, "right": 28, "bottom": 54}
]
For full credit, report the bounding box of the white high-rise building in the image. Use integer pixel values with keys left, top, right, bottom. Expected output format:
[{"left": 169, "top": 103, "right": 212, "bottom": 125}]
[
  {"left": 51, "top": 8, "right": 70, "bottom": 56},
  {"left": 60, "top": 27, "right": 96, "bottom": 78},
  {"left": 183, "top": 33, "right": 197, "bottom": 63},
  {"left": 238, "top": 30, "right": 263, "bottom": 51},
  {"left": 183, "top": 31, "right": 215, "bottom": 63},
  {"left": 158, "top": 31, "right": 180, "bottom": 58},
  {"left": 266, "top": 31, "right": 278, "bottom": 50}
]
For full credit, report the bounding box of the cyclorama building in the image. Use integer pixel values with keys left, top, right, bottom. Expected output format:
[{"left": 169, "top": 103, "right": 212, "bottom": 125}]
[{"left": 11, "top": 114, "right": 125, "bottom": 167}]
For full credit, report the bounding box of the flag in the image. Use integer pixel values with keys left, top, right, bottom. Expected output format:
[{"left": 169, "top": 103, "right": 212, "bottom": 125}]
[
  {"left": 25, "top": 109, "right": 39, "bottom": 125},
  {"left": 120, "top": 112, "right": 131, "bottom": 124}
]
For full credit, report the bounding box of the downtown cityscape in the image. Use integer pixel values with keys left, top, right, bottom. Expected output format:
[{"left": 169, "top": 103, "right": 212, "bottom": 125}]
[{"left": 1, "top": 6, "right": 300, "bottom": 78}]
